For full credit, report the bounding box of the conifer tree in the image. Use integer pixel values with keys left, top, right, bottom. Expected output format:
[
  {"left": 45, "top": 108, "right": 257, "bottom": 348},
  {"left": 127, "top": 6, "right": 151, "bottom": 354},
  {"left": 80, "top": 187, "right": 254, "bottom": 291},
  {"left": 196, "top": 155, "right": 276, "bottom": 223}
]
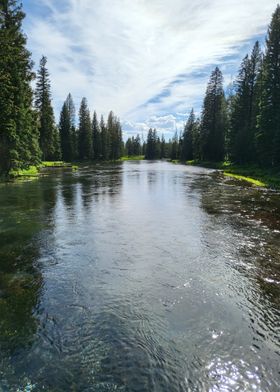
[
  {"left": 145, "top": 128, "right": 160, "bottom": 159},
  {"left": 171, "top": 131, "right": 179, "bottom": 160},
  {"left": 59, "top": 93, "right": 76, "bottom": 162},
  {"left": 256, "top": 6, "right": 280, "bottom": 166},
  {"left": 35, "top": 56, "right": 58, "bottom": 160},
  {"left": 107, "top": 111, "right": 123, "bottom": 160},
  {"left": 181, "top": 109, "right": 195, "bottom": 161},
  {"left": 200, "top": 67, "right": 227, "bottom": 162},
  {"left": 0, "top": 0, "right": 41, "bottom": 175},
  {"left": 192, "top": 119, "right": 201, "bottom": 160},
  {"left": 229, "top": 42, "right": 262, "bottom": 163},
  {"left": 78, "top": 98, "right": 92, "bottom": 160},
  {"left": 160, "top": 134, "right": 166, "bottom": 159},
  {"left": 100, "top": 114, "right": 109, "bottom": 160},
  {"left": 92, "top": 111, "right": 101, "bottom": 160}
]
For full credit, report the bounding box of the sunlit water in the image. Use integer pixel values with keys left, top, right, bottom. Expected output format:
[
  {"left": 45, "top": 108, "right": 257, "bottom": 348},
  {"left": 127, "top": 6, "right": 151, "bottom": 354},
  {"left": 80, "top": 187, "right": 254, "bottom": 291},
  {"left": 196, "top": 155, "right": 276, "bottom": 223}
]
[{"left": 0, "top": 161, "right": 279, "bottom": 391}]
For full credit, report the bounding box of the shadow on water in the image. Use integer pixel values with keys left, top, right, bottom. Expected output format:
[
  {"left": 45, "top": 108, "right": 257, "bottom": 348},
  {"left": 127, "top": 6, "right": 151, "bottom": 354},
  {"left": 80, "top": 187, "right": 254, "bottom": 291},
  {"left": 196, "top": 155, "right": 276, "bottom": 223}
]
[{"left": 0, "top": 179, "right": 59, "bottom": 389}]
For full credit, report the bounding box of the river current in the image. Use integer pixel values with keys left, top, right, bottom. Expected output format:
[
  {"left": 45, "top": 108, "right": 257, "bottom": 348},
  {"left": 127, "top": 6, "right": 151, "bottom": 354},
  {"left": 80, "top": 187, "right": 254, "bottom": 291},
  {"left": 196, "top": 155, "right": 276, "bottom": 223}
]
[{"left": 0, "top": 161, "right": 279, "bottom": 391}]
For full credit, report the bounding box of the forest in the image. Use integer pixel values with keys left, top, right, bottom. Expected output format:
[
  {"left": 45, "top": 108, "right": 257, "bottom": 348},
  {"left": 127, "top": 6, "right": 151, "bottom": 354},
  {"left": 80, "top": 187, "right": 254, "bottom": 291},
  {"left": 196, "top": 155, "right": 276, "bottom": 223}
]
[
  {"left": 0, "top": 0, "right": 123, "bottom": 177},
  {"left": 127, "top": 6, "right": 280, "bottom": 167},
  {"left": 0, "top": 1, "right": 280, "bottom": 176}
]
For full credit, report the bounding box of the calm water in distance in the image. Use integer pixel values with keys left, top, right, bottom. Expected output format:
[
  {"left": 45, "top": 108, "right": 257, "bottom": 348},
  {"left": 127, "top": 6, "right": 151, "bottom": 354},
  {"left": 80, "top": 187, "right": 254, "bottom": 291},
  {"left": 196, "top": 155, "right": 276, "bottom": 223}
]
[{"left": 0, "top": 161, "right": 279, "bottom": 391}]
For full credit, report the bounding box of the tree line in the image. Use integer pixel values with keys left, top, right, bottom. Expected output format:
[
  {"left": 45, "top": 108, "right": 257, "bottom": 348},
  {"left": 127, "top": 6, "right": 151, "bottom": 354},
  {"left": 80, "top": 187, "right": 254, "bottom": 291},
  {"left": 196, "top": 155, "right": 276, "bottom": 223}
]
[
  {"left": 125, "top": 6, "right": 280, "bottom": 167},
  {"left": 1, "top": 1, "right": 279, "bottom": 175},
  {"left": 0, "top": 0, "right": 123, "bottom": 176}
]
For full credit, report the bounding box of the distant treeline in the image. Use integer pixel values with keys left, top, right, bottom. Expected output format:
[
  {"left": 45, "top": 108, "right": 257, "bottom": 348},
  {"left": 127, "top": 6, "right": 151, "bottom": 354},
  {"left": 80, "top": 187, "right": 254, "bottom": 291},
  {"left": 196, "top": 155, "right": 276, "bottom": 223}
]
[
  {"left": 125, "top": 6, "right": 280, "bottom": 166},
  {"left": 1, "top": 1, "right": 279, "bottom": 176},
  {"left": 0, "top": 1, "right": 123, "bottom": 176}
]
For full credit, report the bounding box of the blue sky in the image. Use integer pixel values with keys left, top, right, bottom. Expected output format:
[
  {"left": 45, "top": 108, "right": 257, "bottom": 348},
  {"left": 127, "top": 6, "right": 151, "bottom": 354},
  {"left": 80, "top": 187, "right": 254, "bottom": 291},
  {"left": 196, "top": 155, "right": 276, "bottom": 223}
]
[{"left": 23, "top": 0, "right": 278, "bottom": 140}]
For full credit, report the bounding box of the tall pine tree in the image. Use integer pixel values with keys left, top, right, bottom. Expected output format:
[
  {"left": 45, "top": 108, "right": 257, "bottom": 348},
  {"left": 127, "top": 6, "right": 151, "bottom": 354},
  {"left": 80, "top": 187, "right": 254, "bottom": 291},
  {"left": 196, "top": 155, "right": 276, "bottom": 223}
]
[
  {"left": 229, "top": 42, "right": 262, "bottom": 163},
  {"left": 100, "top": 114, "right": 109, "bottom": 160},
  {"left": 200, "top": 67, "right": 227, "bottom": 162},
  {"left": 92, "top": 111, "right": 101, "bottom": 160},
  {"left": 0, "top": 0, "right": 41, "bottom": 175},
  {"left": 256, "top": 6, "right": 280, "bottom": 166},
  {"left": 35, "top": 55, "right": 59, "bottom": 161},
  {"left": 181, "top": 109, "right": 196, "bottom": 161},
  {"left": 59, "top": 93, "right": 76, "bottom": 162},
  {"left": 78, "top": 98, "right": 92, "bottom": 160}
]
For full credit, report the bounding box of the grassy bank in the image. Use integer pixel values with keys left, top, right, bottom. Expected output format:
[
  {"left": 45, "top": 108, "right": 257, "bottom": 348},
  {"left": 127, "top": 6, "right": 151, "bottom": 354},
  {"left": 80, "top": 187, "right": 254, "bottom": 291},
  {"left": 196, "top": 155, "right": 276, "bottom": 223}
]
[
  {"left": 121, "top": 155, "right": 145, "bottom": 161},
  {"left": 184, "top": 160, "right": 280, "bottom": 189},
  {"left": 10, "top": 161, "right": 77, "bottom": 179}
]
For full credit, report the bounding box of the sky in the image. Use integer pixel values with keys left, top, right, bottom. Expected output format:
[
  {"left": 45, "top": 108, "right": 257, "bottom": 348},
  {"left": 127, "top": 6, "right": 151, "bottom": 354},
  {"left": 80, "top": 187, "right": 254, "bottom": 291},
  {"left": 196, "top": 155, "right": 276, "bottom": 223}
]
[{"left": 23, "top": 0, "right": 279, "bottom": 140}]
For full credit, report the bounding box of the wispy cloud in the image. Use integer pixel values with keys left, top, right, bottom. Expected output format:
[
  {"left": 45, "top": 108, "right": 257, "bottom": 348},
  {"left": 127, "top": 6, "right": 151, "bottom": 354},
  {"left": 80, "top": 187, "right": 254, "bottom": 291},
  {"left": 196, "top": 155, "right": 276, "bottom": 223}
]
[{"left": 23, "top": 0, "right": 278, "bottom": 138}]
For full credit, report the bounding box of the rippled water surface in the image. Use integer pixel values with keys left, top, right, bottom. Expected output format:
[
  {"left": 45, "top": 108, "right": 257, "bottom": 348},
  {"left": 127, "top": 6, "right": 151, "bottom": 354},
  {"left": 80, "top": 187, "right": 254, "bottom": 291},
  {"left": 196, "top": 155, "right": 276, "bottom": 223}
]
[{"left": 0, "top": 161, "right": 280, "bottom": 391}]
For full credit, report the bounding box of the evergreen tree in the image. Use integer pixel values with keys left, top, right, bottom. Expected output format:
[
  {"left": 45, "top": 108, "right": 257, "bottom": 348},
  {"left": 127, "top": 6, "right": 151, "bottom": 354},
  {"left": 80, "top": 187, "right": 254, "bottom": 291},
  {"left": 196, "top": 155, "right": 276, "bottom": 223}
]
[
  {"left": 107, "top": 111, "right": 123, "bottom": 160},
  {"left": 59, "top": 93, "right": 76, "bottom": 161},
  {"left": 125, "top": 137, "right": 133, "bottom": 156},
  {"left": 145, "top": 128, "right": 160, "bottom": 159},
  {"left": 181, "top": 109, "right": 195, "bottom": 161},
  {"left": 78, "top": 98, "right": 92, "bottom": 160},
  {"left": 256, "top": 6, "right": 280, "bottom": 166},
  {"left": 170, "top": 131, "right": 179, "bottom": 160},
  {"left": 53, "top": 126, "right": 61, "bottom": 160},
  {"left": 134, "top": 134, "right": 142, "bottom": 156},
  {"left": 192, "top": 119, "right": 201, "bottom": 160},
  {"left": 35, "top": 55, "right": 58, "bottom": 160},
  {"left": 0, "top": 0, "right": 41, "bottom": 175},
  {"left": 229, "top": 42, "right": 262, "bottom": 163},
  {"left": 100, "top": 114, "right": 109, "bottom": 160},
  {"left": 92, "top": 111, "right": 101, "bottom": 160},
  {"left": 200, "top": 67, "right": 227, "bottom": 162},
  {"left": 160, "top": 134, "right": 166, "bottom": 159}
]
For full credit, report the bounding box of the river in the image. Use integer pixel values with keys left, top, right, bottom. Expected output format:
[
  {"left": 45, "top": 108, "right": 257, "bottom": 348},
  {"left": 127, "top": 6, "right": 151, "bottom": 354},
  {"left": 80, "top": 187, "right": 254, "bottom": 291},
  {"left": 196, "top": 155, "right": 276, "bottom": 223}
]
[{"left": 0, "top": 161, "right": 279, "bottom": 391}]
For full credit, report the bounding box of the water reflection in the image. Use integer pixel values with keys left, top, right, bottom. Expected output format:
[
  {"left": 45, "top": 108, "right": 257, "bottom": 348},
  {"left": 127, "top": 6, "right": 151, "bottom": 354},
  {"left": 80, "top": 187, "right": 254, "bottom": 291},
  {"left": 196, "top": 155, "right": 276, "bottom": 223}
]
[{"left": 0, "top": 162, "right": 279, "bottom": 391}]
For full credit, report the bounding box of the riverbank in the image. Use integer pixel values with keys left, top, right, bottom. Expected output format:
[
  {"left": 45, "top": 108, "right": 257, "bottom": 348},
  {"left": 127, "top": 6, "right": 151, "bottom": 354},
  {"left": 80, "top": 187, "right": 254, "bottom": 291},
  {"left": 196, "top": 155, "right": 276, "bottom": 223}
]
[
  {"left": 9, "top": 161, "right": 78, "bottom": 179},
  {"left": 120, "top": 155, "right": 145, "bottom": 161},
  {"left": 187, "top": 160, "right": 280, "bottom": 189}
]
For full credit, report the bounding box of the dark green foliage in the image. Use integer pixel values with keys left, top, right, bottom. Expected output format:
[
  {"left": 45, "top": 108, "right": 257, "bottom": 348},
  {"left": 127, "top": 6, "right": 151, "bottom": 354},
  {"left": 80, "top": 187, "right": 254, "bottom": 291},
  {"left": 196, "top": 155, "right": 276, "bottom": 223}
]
[
  {"left": 160, "top": 134, "right": 166, "bottom": 159},
  {"left": 181, "top": 109, "right": 195, "bottom": 161},
  {"left": 145, "top": 128, "right": 161, "bottom": 159},
  {"left": 59, "top": 93, "right": 76, "bottom": 162},
  {"left": 125, "top": 134, "right": 142, "bottom": 156},
  {"left": 35, "top": 56, "right": 59, "bottom": 160},
  {"left": 229, "top": 42, "right": 262, "bottom": 163},
  {"left": 107, "top": 111, "right": 123, "bottom": 160},
  {"left": 0, "top": 0, "right": 41, "bottom": 175},
  {"left": 92, "top": 111, "right": 101, "bottom": 160},
  {"left": 200, "top": 67, "right": 227, "bottom": 162},
  {"left": 100, "top": 114, "right": 109, "bottom": 160},
  {"left": 170, "top": 131, "right": 179, "bottom": 160},
  {"left": 78, "top": 98, "right": 92, "bottom": 160},
  {"left": 256, "top": 6, "right": 280, "bottom": 166}
]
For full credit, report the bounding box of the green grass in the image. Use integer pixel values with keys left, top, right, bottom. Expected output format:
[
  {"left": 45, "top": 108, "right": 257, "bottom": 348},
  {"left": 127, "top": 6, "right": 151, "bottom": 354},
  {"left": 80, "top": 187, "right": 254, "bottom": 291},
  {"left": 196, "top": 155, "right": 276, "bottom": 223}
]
[
  {"left": 121, "top": 155, "right": 145, "bottom": 161},
  {"left": 223, "top": 172, "right": 266, "bottom": 187},
  {"left": 9, "top": 161, "right": 78, "bottom": 179},
  {"left": 10, "top": 166, "right": 39, "bottom": 178},
  {"left": 182, "top": 160, "right": 280, "bottom": 189},
  {"left": 42, "top": 161, "right": 65, "bottom": 167}
]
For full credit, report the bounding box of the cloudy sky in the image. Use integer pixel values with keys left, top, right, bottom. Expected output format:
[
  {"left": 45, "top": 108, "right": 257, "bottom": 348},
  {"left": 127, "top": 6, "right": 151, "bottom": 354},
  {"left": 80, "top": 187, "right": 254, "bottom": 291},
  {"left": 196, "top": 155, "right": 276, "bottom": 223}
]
[{"left": 23, "top": 0, "right": 278, "bottom": 139}]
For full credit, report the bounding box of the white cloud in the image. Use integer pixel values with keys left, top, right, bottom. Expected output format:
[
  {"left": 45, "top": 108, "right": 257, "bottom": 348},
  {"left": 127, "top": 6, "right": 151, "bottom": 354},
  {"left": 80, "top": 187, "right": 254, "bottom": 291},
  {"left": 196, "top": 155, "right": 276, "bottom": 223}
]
[{"left": 24, "top": 0, "right": 278, "bottom": 136}]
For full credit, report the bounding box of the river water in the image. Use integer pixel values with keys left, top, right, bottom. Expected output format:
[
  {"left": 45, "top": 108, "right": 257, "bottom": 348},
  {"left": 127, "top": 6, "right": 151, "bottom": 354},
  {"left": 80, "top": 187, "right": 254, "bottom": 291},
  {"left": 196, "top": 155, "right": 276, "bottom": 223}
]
[{"left": 0, "top": 161, "right": 279, "bottom": 391}]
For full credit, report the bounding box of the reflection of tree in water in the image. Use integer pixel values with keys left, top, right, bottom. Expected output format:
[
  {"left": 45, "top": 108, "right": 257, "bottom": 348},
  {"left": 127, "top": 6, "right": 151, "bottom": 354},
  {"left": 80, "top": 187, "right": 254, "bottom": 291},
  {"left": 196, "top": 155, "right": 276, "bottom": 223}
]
[
  {"left": 0, "top": 179, "right": 58, "bottom": 388},
  {"left": 79, "top": 164, "right": 123, "bottom": 208}
]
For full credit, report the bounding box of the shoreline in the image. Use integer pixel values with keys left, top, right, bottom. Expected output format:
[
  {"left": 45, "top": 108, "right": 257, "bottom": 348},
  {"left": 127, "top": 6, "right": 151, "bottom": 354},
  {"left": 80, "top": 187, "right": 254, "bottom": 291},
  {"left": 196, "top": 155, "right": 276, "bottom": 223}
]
[{"left": 170, "top": 160, "right": 280, "bottom": 190}]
